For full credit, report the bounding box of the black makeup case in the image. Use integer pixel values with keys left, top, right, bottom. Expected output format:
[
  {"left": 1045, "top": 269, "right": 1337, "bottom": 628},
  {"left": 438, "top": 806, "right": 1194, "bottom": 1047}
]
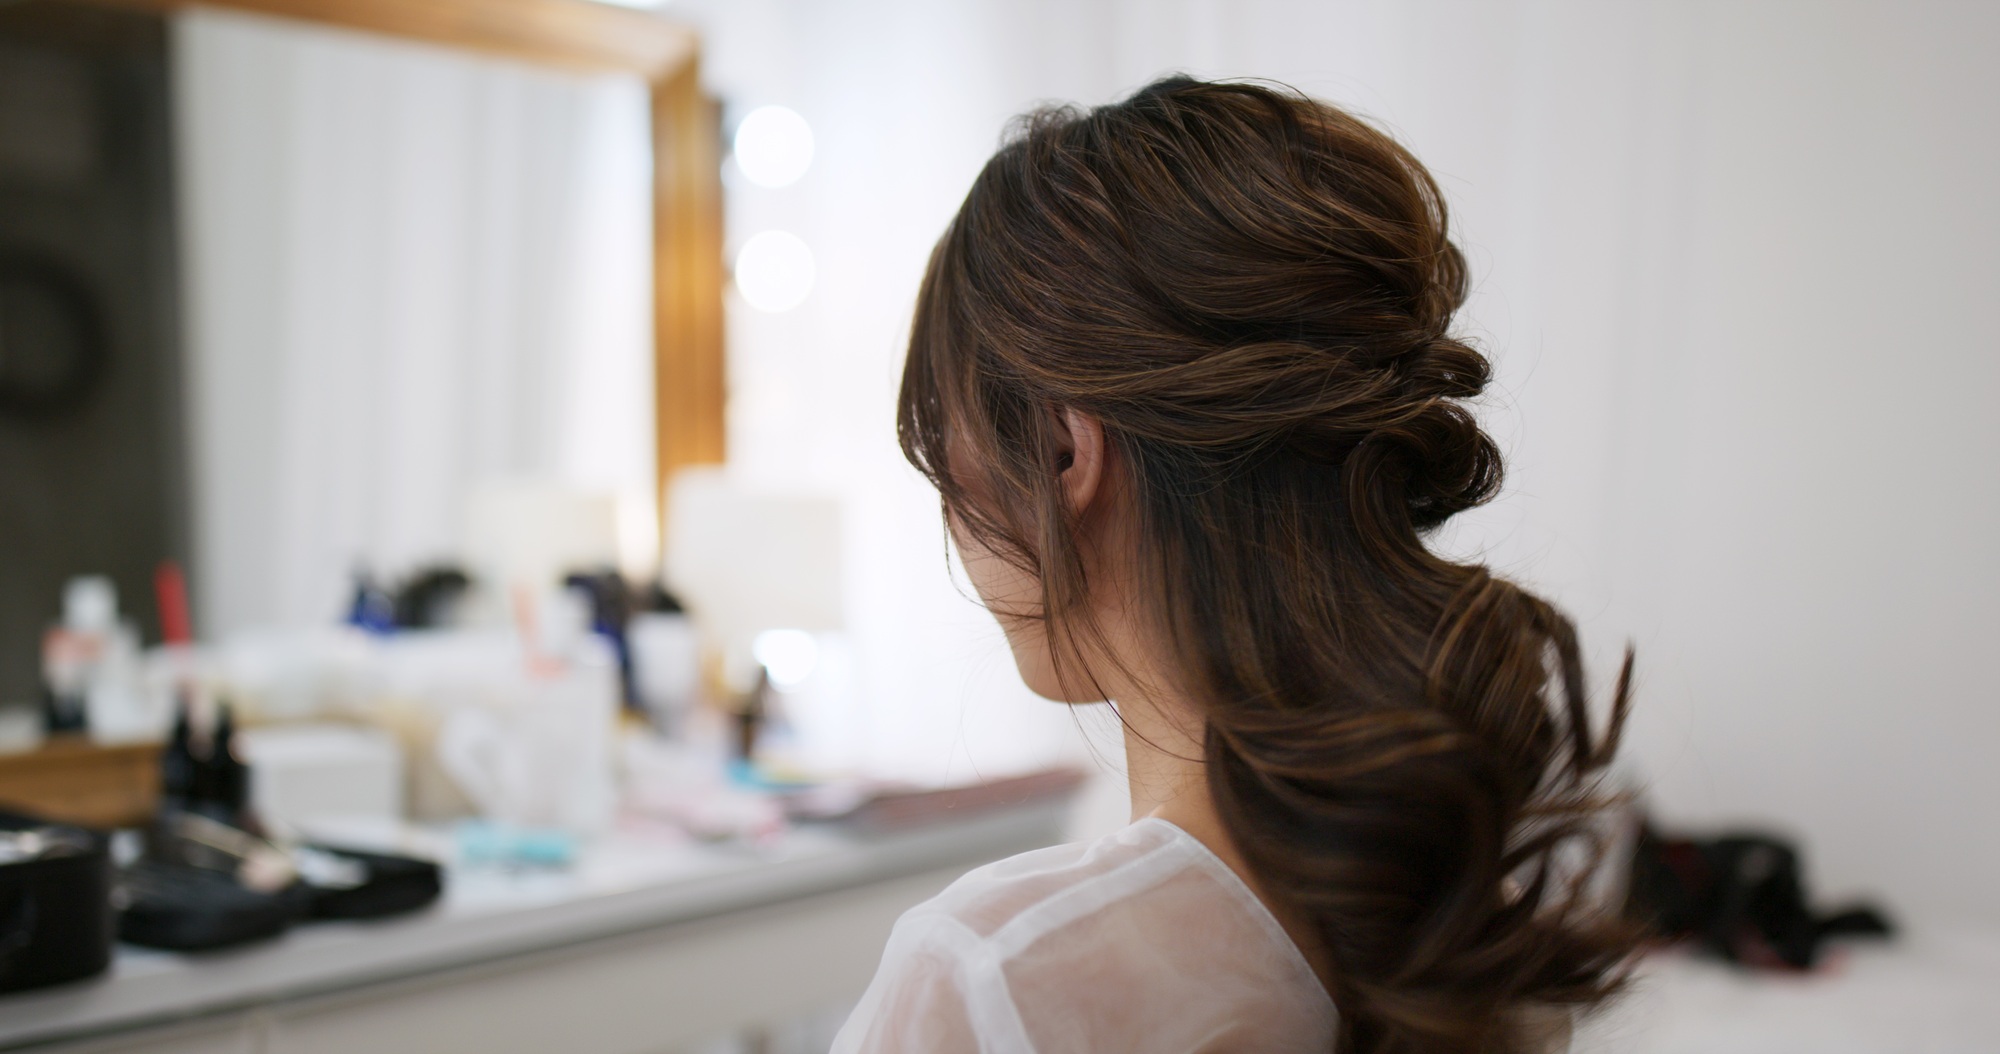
[{"left": 0, "top": 812, "right": 113, "bottom": 994}]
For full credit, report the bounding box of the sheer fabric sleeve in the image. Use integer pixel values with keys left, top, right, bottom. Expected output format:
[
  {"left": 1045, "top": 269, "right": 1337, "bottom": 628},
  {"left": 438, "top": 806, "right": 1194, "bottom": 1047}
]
[
  {"left": 830, "top": 911, "right": 985, "bottom": 1054},
  {"left": 833, "top": 820, "right": 1339, "bottom": 1053}
]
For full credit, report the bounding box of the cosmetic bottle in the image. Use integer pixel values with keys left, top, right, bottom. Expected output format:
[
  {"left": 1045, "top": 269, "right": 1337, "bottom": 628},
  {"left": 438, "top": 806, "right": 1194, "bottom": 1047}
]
[
  {"left": 211, "top": 705, "right": 249, "bottom": 817},
  {"left": 628, "top": 585, "right": 700, "bottom": 737},
  {"left": 190, "top": 704, "right": 251, "bottom": 828},
  {"left": 39, "top": 576, "right": 142, "bottom": 736},
  {"left": 158, "top": 697, "right": 196, "bottom": 814}
]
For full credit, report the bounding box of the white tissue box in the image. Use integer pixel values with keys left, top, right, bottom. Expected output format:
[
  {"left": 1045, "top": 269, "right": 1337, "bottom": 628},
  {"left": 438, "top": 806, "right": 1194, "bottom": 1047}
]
[{"left": 237, "top": 724, "right": 404, "bottom": 834}]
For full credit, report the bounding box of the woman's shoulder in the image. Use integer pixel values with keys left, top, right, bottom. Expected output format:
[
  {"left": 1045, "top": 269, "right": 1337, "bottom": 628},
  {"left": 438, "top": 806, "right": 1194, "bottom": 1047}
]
[
  {"left": 906, "top": 816, "right": 1206, "bottom": 940},
  {"left": 830, "top": 818, "right": 1336, "bottom": 1054}
]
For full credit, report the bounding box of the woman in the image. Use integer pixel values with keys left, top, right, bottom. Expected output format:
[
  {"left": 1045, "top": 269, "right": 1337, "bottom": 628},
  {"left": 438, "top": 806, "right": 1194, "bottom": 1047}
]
[{"left": 833, "top": 77, "right": 1635, "bottom": 1054}]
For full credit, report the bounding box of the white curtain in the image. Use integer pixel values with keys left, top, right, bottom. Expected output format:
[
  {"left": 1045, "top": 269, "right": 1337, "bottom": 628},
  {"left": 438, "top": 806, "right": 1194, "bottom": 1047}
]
[
  {"left": 680, "top": 0, "right": 2000, "bottom": 922},
  {"left": 173, "top": 9, "right": 655, "bottom": 636}
]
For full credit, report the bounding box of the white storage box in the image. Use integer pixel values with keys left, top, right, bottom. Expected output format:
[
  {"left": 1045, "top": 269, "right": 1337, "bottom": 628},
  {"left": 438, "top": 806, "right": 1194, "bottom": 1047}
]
[{"left": 237, "top": 724, "right": 404, "bottom": 834}]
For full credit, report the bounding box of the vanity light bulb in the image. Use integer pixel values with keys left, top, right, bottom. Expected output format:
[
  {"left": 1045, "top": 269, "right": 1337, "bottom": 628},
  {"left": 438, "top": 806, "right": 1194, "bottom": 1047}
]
[
  {"left": 753, "top": 629, "right": 820, "bottom": 688},
  {"left": 734, "top": 231, "right": 816, "bottom": 313},
  {"left": 733, "top": 106, "right": 814, "bottom": 189}
]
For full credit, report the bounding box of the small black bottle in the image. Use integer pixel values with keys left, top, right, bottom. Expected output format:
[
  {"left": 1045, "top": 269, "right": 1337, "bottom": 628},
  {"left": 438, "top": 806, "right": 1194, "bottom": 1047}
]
[
  {"left": 195, "top": 704, "right": 251, "bottom": 827},
  {"left": 157, "top": 696, "right": 197, "bottom": 814},
  {"left": 40, "top": 684, "right": 87, "bottom": 735}
]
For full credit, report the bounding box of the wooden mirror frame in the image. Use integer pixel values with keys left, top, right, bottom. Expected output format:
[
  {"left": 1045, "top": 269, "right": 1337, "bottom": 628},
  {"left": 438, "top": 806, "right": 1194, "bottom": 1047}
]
[{"left": 88, "top": 0, "right": 726, "bottom": 522}]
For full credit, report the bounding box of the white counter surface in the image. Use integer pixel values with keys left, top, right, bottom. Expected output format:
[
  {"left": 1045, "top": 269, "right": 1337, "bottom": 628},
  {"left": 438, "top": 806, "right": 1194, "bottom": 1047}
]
[
  {"left": 0, "top": 805, "right": 1067, "bottom": 1051},
  {"left": 1576, "top": 927, "right": 2000, "bottom": 1053}
]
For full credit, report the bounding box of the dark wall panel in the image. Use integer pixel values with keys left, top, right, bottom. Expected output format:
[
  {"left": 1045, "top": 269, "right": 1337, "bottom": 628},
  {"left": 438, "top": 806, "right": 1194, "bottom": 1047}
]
[{"left": 0, "top": 3, "right": 187, "bottom": 703}]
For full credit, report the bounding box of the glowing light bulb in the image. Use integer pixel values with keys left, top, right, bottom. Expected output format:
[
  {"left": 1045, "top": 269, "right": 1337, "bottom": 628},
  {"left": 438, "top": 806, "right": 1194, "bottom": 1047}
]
[
  {"left": 753, "top": 628, "right": 820, "bottom": 688},
  {"left": 734, "top": 230, "right": 815, "bottom": 313},
  {"left": 732, "top": 105, "right": 814, "bottom": 188}
]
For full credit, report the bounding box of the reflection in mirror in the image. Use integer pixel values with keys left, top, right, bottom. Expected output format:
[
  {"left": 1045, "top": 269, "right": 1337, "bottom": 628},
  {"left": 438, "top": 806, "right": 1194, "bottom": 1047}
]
[{"left": 176, "top": 9, "right": 657, "bottom": 636}]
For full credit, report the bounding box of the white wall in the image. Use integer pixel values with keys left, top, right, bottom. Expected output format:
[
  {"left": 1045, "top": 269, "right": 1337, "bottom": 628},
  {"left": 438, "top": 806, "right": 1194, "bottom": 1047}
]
[{"left": 676, "top": 0, "right": 2000, "bottom": 929}]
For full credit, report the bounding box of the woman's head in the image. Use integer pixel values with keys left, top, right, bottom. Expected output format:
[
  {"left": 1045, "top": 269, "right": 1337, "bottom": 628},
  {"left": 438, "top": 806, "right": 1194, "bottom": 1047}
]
[{"left": 900, "top": 77, "right": 1634, "bottom": 1052}]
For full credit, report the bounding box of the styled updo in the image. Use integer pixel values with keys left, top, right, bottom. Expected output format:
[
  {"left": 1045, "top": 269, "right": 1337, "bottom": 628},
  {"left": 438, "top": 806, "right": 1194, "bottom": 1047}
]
[{"left": 899, "top": 77, "right": 1635, "bottom": 1053}]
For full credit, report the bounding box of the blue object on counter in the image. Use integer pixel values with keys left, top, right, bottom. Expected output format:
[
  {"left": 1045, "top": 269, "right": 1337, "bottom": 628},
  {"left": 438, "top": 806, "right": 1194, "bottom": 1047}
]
[
  {"left": 346, "top": 573, "right": 398, "bottom": 635},
  {"left": 455, "top": 821, "right": 577, "bottom": 868}
]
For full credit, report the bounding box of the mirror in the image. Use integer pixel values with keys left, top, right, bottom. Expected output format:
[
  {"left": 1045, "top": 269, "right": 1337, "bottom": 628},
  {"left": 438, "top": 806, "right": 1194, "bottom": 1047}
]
[{"left": 0, "top": 0, "right": 721, "bottom": 703}]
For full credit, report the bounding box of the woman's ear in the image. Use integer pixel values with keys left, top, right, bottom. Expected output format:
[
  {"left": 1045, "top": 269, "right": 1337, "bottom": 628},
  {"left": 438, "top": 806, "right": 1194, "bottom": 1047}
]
[{"left": 1056, "top": 407, "right": 1105, "bottom": 516}]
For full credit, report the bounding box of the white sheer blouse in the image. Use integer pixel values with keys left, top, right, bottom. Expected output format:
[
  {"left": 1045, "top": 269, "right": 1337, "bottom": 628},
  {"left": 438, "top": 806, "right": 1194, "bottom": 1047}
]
[{"left": 831, "top": 817, "right": 1338, "bottom": 1053}]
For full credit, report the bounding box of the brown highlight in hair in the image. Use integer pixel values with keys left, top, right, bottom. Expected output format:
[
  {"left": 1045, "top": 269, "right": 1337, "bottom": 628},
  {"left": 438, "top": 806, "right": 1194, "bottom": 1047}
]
[{"left": 899, "top": 77, "right": 1637, "bottom": 1053}]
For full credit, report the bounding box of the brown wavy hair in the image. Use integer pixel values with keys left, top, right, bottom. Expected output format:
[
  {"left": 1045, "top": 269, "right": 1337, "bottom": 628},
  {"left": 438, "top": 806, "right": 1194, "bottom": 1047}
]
[{"left": 898, "top": 77, "right": 1636, "bottom": 1053}]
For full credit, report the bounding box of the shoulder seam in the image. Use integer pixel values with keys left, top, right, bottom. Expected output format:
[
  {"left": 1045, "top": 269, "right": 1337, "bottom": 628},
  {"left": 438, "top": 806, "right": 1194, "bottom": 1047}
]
[
  {"left": 920, "top": 914, "right": 1037, "bottom": 1054},
  {"left": 987, "top": 836, "right": 1195, "bottom": 960}
]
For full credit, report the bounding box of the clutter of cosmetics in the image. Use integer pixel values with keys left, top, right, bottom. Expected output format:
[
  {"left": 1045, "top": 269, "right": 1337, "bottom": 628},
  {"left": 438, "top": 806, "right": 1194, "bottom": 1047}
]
[{"left": 38, "top": 577, "right": 147, "bottom": 739}]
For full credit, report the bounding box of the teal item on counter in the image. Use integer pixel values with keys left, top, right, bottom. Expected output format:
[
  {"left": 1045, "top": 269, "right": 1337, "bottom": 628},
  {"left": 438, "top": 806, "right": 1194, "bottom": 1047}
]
[{"left": 455, "top": 821, "right": 577, "bottom": 867}]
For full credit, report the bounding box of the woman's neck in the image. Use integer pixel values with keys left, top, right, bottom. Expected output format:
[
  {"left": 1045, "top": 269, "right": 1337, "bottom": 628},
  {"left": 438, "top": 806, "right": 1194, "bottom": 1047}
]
[
  {"left": 1119, "top": 693, "right": 1339, "bottom": 993},
  {"left": 1121, "top": 697, "right": 1242, "bottom": 871},
  {"left": 1118, "top": 690, "right": 1207, "bottom": 822}
]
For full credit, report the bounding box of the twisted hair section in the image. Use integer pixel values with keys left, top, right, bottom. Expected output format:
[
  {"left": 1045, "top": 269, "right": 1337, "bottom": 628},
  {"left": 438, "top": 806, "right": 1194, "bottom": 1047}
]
[{"left": 899, "top": 77, "right": 1635, "bottom": 1053}]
